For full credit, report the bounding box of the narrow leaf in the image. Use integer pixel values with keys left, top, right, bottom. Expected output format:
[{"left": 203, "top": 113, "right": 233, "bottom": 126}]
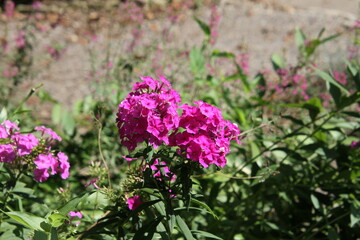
[
  {"left": 192, "top": 230, "right": 223, "bottom": 240},
  {"left": 194, "top": 17, "right": 211, "bottom": 37},
  {"left": 176, "top": 215, "right": 194, "bottom": 240}
]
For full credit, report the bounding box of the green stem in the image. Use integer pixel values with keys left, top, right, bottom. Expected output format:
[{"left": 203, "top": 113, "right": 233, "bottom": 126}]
[{"left": 10, "top": 83, "right": 44, "bottom": 117}]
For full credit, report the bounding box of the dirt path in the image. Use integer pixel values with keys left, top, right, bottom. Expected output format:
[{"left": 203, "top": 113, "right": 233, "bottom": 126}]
[{"left": 17, "top": 0, "right": 359, "bottom": 110}]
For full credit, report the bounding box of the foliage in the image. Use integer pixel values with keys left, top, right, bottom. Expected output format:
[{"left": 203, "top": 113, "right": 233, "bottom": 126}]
[{"left": 0, "top": 1, "right": 360, "bottom": 240}]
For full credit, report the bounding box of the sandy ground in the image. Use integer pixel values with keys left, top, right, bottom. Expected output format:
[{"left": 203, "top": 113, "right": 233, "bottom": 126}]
[{"left": 13, "top": 0, "right": 359, "bottom": 111}]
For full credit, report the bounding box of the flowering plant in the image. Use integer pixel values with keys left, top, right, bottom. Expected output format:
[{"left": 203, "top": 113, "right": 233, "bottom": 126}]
[
  {"left": 101, "top": 75, "right": 242, "bottom": 238},
  {"left": 0, "top": 120, "right": 69, "bottom": 182}
]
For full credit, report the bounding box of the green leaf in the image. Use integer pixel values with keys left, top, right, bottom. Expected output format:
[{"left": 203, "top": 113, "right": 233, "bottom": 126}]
[
  {"left": 310, "top": 194, "right": 320, "bottom": 210},
  {"left": 338, "top": 91, "right": 360, "bottom": 110},
  {"left": 295, "top": 28, "right": 306, "bottom": 48},
  {"left": 34, "top": 230, "right": 48, "bottom": 240},
  {"left": 284, "top": 98, "right": 323, "bottom": 121},
  {"left": 250, "top": 142, "right": 262, "bottom": 167},
  {"left": 346, "top": 59, "right": 358, "bottom": 76},
  {"left": 271, "top": 53, "right": 286, "bottom": 71},
  {"left": 350, "top": 201, "right": 360, "bottom": 227},
  {"left": 150, "top": 195, "right": 166, "bottom": 216},
  {"left": 48, "top": 213, "right": 68, "bottom": 228},
  {"left": 211, "top": 50, "right": 235, "bottom": 58},
  {"left": 234, "top": 64, "right": 251, "bottom": 93},
  {"left": 190, "top": 198, "right": 218, "bottom": 219},
  {"left": 133, "top": 217, "right": 163, "bottom": 240},
  {"left": 176, "top": 215, "right": 194, "bottom": 240},
  {"left": 327, "top": 227, "right": 339, "bottom": 240},
  {"left": 194, "top": 17, "right": 210, "bottom": 38},
  {"left": 253, "top": 73, "right": 266, "bottom": 97},
  {"left": 52, "top": 104, "right": 62, "bottom": 125},
  {"left": 3, "top": 211, "right": 45, "bottom": 231},
  {"left": 37, "top": 90, "right": 57, "bottom": 103},
  {"left": 0, "top": 108, "right": 7, "bottom": 123},
  {"left": 157, "top": 222, "right": 171, "bottom": 240},
  {"left": 50, "top": 227, "right": 59, "bottom": 240},
  {"left": 329, "top": 80, "right": 342, "bottom": 108},
  {"left": 313, "top": 67, "right": 350, "bottom": 94},
  {"left": 192, "top": 230, "right": 223, "bottom": 240},
  {"left": 319, "top": 33, "right": 341, "bottom": 45},
  {"left": 61, "top": 109, "right": 75, "bottom": 135},
  {"left": 190, "top": 47, "right": 206, "bottom": 77},
  {"left": 58, "top": 192, "right": 90, "bottom": 216}
]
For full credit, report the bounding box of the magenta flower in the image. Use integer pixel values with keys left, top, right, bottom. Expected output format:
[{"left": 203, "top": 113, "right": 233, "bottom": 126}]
[
  {"left": 0, "top": 126, "right": 9, "bottom": 138},
  {"left": 2, "top": 120, "right": 19, "bottom": 134},
  {"left": 34, "top": 153, "right": 58, "bottom": 177},
  {"left": 69, "top": 211, "right": 83, "bottom": 218},
  {"left": 127, "top": 195, "right": 143, "bottom": 210},
  {"left": 122, "top": 155, "right": 137, "bottom": 162},
  {"left": 57, "top": 152, "right": 70, "bottom": 179},
  {"left": 11, "top": 133, "right": 39, "bottom": 156},
  {"left": 33, "top": 168, "right": 50, "bottom": 182},
  {"left": 170, "top": 101, "right": 241, "bottom": 168},
  {"left": 68, "top": 211, "right": 83, "bottom": 226},
  {"left": 85, "top": 178, "right": 100, "bottom": 189},
  {"left": 117, "top": 76, "right": 181, "bottom": 151},
  {"left": 35, "top": 125, "right": 62, "bottom": 142},
  {"left": 350, "top": 141, "right": 360, "bottom": 148},
  {"left": 0, "top": 144, "right": 16, "bottom": 163},
  {"left": 33, "top": 152, "right": 70, "bottom": 182}
]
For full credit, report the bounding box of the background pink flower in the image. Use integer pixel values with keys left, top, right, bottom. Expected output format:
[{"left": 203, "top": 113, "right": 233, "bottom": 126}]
[{"left": 127, "top": 195, "right": 143, "bottom": 210}]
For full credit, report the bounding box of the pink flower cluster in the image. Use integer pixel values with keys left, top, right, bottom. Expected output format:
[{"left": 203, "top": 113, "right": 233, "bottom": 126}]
[
  {"left": 236, "top": 53, "right": 250, "bottom": 75},
  {"left": 0, "top": 121, "right": 70, "bottom": 182},
  {"left": 116, "top": 76, "right": 181, "bottom": 151},
  {"left": 127, "top": 195, "right": 142, "bottom": 210},
  {"left": 332, "top": 71, "right": 347, "bottom": 85},
  {"left": 15, "top": 30, "right": 26, "bottom": 49},
  {"left": 269, "top": 69, "right": 309, "bottom": 101},
  {"left": 117, "top": 76, "right": 241, "bottom": 168},
  {"left": 118, "top": 2, "right": 144, "bottom": 24},
  {"left": 170, "top": 101, "right": 240, "bottom": 167}
]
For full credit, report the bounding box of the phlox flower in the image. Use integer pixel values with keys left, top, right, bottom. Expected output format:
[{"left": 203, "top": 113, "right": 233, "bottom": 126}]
[
  {"left": 127, "top": 195, "right": 143, "bottom": 210},
  {"left": 170, "top": 101, "right": 241, "bottom": 168},
  {"left": 35, "top": 125, "right": 62, "bottom": 142},
  {"left": 57, "top": 152, "right": 70, "bottom": 179},
  {"left": 1, "top": 120, "right": 19, "bottom": 135},
  {"left": 117, "top": 76, "right": 181, "bottom": 151},
  {"left": 0, "top": 144, "right": 16, "bottom": 163},
  {"left": 0, "top": 126, "right": 9, "bottom": 138},
  {"left": 11, "top": 133, "right": 38, "bottom": 156},
  {"left": 33, "top": 152, "right": 70, "bottom": 182}
]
